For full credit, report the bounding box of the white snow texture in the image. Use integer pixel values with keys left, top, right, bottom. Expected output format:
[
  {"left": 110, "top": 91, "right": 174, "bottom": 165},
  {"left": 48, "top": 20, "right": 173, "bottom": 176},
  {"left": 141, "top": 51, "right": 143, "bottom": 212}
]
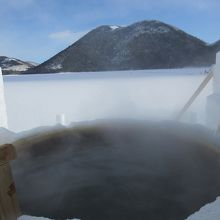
[
  {"left": 186, "top": 197, "right": 220, "bottom": 220},
  {"left": 18, "top": 215, "right": 80, "bottom": 220},
  {"left": 0, "top": 67, "right": 8, "bottom": 128}
]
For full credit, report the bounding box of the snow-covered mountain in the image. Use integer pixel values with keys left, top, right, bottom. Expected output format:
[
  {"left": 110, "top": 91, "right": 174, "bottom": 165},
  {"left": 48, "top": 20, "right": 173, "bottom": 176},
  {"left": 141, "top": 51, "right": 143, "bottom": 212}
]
[
  {"left": 0, "top": 56, "right": 37, "bottom": 75},
  {"left": 27, "top": 20, "right": 220, "bottom": 74}
]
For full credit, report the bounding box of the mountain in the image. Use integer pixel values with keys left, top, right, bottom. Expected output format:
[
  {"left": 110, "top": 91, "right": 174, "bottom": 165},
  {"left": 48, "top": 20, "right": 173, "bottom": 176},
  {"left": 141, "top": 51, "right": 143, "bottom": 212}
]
[
  {"left": 210, "top": 39, "right": 220, "bottom": 51},
  {"left": 28, "top": 20, "right": 220, "bottom": 74},
  {"left": 0, "top": 56, "right": 38, "bottom": 75}
]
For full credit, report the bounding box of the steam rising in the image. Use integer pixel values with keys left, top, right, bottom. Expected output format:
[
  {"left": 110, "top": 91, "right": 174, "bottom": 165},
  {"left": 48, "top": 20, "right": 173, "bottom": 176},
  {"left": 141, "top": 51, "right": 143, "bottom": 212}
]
[{"left": 12, "top": 120, "right": 220, "bottom": 220}]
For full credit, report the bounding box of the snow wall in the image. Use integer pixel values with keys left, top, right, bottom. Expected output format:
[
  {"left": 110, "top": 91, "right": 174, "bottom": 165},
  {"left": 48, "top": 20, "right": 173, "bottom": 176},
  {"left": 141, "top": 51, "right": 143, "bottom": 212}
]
[{"left": 0, "top": 67, "right": 8, "bottom": 128}]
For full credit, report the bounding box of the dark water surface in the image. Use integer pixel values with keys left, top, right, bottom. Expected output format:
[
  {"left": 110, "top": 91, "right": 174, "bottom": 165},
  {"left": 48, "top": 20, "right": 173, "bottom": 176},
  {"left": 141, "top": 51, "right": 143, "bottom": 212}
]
[{"left": 12, "top": 120, "right": 220, "bottom": 220}]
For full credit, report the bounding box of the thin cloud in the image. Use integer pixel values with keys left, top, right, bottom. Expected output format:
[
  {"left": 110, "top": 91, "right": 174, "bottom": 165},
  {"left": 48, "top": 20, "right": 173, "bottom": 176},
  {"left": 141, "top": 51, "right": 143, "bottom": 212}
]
[
  {"left": 48, "top": 30, "right": 89, "bottom": 43},
  {"left": 49, "top": 31, "right": 74, "bottom": 40}
]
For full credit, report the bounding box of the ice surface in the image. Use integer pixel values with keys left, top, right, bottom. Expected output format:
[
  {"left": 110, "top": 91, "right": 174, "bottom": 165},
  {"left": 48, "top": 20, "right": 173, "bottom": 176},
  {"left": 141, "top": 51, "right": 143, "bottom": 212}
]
[
  {"left": 186, "top": 197, "right": 220, "bottom": 220},
  {"left": 3, "top": 68, "right": 212, "bottom": 132}
]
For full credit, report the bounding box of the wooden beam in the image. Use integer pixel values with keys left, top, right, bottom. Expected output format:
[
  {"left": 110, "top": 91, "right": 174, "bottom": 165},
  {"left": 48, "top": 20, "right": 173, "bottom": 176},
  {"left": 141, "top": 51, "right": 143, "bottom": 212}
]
[
  {"left": 0, "top": 144, "right": 21, "bottom": 220},
  {"left": 0, "top": 144, "right": 17, "bottom": 163}
]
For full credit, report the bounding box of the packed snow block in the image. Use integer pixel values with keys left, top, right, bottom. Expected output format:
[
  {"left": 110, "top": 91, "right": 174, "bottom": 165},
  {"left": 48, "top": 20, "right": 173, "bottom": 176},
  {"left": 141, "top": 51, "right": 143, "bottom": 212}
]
[
  {"left": 213, "top": 52, "right": 220, "bottom": 94},
  {"left": 0, "top": 68, "right": 8, "bottom": 128},
  {"left": 56, "top": 114, "right": 66, "bottom": 126},
  {"left": 12, "top": 120, "right": 220, "bottom": 220},
  {"left": 206, "top": 52, "right": 220, "bottom": 130},
  {"left": 206, "top": 94, "right": 220, "bottom": 130}
]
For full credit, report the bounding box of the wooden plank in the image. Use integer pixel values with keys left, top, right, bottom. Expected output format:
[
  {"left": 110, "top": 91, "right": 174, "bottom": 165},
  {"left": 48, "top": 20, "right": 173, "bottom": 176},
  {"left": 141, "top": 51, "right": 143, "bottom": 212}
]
[
  {"left": 0, "top": 144, "right": 17, "bottom": 162},
  {"left": 0, "top": 144, "right": 21, "bottom": 220}
]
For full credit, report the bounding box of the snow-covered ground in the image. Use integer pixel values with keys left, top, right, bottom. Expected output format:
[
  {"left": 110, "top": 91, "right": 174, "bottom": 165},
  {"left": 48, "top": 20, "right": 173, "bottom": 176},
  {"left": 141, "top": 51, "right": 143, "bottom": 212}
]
[
  {"left": 18, "top": 216, "right": 80, "bottom": 220},
  {"left": 18, "top": 197, "right": 220, "bottom": 220},
  {"left": 186, "top": 197, "right": 220, "bottom": 220},
  {"left": 18, "top": 216, "right": 51, "bottom": 220},
  {"left": 4, "top": 64, "right": 31, "bottom": 72},
  {"left": 18, "top": 196, "right": 220, "bottom": 220},
  {"left": 3, "top": 68, "right": 212, "bottom": 132},
  {"left": 17, "top": 197, "right": 220, "bottom": 220}
]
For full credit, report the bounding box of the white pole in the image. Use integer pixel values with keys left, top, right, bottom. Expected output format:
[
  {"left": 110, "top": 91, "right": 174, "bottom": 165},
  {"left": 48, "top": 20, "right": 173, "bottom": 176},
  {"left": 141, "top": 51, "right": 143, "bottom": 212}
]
[{"left": 0, "top": 67, "right": 8, "bottom": 129}]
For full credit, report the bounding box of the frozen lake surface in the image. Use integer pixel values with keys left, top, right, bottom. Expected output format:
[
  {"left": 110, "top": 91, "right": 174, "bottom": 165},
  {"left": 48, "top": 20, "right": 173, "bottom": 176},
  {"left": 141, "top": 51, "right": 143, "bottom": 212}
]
[{"left": 3, "top": 68, "right": 212, "bottom": 132}]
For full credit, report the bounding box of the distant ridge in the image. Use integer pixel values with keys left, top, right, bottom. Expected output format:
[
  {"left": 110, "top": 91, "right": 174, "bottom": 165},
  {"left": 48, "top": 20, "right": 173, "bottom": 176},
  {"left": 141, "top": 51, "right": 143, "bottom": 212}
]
[
  {"left": 24, "top": 20, "right": 220, "bottom": 74},
  {"left": 0, "top": 56, "right": 37, "bottom": 75}
]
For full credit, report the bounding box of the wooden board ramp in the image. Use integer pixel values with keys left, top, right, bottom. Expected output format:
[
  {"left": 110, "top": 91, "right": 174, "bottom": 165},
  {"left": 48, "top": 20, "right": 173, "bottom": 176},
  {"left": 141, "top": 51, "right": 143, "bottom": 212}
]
[{"left": 0, "top": 144, "right": 21, "bottom": 220}]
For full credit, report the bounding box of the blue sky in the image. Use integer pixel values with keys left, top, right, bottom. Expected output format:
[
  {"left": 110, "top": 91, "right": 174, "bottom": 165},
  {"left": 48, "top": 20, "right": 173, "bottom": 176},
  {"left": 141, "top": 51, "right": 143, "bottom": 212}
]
[{"left": 0, "top": 0, "right": 220, "bottom": 63}]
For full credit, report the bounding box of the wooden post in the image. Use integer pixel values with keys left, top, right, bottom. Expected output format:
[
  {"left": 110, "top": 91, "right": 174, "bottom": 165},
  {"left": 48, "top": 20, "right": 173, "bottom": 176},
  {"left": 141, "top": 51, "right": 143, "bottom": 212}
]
[{"left": 0, "top": 144, "right": 21, "bottom": 220}]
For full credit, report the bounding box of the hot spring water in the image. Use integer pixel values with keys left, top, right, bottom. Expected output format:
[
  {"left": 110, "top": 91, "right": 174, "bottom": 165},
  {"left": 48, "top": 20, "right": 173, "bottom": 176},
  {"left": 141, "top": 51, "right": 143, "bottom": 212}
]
[{"left": 11, "top": 120, "right": 220, "bottom": 220}]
